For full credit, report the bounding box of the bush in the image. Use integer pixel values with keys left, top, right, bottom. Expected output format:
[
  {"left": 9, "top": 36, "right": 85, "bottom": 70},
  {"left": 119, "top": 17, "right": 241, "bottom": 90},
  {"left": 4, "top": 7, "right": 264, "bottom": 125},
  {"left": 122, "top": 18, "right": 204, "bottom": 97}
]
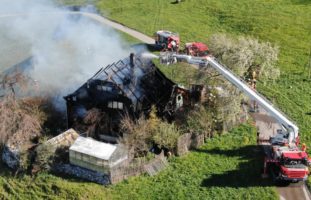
[
  {"left": 187, "top": 106, "right": 213, "bottom": 137},
  {"left": 0, "top": 95, "right": 45, "bottom": 146},
  {"left": 34, "top": 143, "right": 56, "bottom": 172},
  {"left": 153, "top": 122, "right": 181, "bottom": 150},
  {"left": 120, "top": 107, "right": 180, "bottom": 156},
  {"left": 119, "top": 115, "right": 153, "bottom": 157}
]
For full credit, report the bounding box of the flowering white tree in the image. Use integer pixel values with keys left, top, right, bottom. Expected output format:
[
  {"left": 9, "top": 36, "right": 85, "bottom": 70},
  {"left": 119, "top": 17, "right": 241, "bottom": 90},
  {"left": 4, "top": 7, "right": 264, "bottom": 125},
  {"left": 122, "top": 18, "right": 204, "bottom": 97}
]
[{"left": 208, "top": 34, "right": 280, "bottom": 81}]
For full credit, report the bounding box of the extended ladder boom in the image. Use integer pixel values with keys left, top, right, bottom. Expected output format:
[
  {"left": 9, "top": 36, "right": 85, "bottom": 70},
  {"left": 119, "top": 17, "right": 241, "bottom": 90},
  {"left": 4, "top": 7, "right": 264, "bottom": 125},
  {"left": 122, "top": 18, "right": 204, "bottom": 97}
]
[{"left": 168, "top": 54, "right": 299, "bottom": 144}]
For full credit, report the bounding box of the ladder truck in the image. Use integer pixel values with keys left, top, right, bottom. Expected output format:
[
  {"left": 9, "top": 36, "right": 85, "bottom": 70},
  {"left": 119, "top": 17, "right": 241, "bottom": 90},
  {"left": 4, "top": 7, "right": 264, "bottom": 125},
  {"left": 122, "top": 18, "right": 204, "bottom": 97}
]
[{"left": 159, "top": 53, "right": 310, "bottom": 182}]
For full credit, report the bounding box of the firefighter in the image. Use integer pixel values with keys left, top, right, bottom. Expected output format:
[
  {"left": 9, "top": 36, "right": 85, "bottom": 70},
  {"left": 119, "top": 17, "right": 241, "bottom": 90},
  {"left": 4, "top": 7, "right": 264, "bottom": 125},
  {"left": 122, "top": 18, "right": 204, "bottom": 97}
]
[
  {"left": 168, "top": 40, "right": 177, "bottom": 52},
  {"left": 251, "top": 70, "right": 258, "bottom": 111},
  {"left": 302, "top": 143, "right": 307, "bottom": 152}
]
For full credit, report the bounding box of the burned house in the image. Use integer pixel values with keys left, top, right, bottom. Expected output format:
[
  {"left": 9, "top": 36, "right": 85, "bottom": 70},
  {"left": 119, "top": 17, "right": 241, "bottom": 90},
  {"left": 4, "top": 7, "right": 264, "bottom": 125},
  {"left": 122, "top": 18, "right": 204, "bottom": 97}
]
[{"left": 64, "top": 54, "right": 194, "bottom": 141}]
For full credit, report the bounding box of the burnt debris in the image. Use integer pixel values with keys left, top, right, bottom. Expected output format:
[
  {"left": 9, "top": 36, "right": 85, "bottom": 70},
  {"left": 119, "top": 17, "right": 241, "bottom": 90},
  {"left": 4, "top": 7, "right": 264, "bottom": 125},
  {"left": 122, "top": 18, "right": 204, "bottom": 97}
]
[{"left": 64, "top": 53, "right": 203, "bottom": 140}]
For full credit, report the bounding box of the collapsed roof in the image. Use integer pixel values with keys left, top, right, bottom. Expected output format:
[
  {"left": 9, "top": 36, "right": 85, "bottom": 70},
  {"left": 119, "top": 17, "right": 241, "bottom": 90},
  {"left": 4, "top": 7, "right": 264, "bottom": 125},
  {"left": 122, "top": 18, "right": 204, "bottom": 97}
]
[{"left": 64, "top": 54, "right": 188, "bottom": 138}]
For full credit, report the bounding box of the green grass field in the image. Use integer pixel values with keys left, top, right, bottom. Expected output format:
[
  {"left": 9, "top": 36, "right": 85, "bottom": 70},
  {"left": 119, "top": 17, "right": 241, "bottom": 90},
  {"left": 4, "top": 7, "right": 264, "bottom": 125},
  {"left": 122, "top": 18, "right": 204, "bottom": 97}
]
[{"left": 0, "top": 124, "right": 278, "bottom": 200}]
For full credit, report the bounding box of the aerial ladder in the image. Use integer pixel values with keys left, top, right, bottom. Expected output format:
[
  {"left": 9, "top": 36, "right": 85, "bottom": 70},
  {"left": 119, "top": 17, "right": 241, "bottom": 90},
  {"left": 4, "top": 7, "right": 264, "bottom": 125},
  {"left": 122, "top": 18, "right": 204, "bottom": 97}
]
[{"left": 159, "top": 53, "right": 310, "bottom": 182}]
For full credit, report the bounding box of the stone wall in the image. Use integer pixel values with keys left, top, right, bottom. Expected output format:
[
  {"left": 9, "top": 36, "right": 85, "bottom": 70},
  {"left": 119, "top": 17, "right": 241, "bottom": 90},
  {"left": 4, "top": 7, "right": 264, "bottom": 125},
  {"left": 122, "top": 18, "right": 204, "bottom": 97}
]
[
  {"left": 109, "top": 152, "right": 167, "bottom": 184},
  {"left": 53, "top": 151, "right": 167, "bottom": 185},
  {"left": 53, "top": 164, "right": 110, "bottom": 185},
  {"left": 176, "top": 133, "right": 205, "bottom": 156}
]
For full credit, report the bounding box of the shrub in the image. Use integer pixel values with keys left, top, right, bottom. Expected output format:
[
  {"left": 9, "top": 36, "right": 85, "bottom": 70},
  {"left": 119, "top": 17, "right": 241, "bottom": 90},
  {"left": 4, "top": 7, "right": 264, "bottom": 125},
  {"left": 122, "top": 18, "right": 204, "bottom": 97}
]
[
  {"left": 187, "top": 106, "right": 213, "bottom": 138},
  {"left": 34, "top": 143, "right": 56, "bottom": 171},
  {"left": 120, "top": 107, "right": 180, "bottom": 156},
  {"left": 152, "top": 122, "right": 181, "bottom": 150},
  {"left": 0, "top": 95, "right": 45, "bottom": 146},
  {"left": 119, "top": 115, "right": 153, "bottom": 157}
]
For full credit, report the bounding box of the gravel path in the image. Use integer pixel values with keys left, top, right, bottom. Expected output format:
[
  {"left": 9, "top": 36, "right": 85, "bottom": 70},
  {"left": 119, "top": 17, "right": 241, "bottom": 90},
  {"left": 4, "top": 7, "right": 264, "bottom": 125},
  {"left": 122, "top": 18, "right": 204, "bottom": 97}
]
[{"left": 79, "top": 12, "right": 154, "bottom": 44}]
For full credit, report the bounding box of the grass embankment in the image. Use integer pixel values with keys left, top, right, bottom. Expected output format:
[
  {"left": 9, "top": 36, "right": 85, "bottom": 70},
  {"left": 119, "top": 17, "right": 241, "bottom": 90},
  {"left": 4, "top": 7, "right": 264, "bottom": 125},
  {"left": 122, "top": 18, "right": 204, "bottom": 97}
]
[{"left": 0, "top": 124, "right": 277, "bottom": 200}]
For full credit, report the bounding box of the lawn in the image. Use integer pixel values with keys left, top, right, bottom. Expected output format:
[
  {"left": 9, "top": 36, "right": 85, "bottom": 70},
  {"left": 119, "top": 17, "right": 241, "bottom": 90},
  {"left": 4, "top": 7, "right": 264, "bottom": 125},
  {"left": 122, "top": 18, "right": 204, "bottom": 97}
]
[{"left": 0, "top": 124, "right": 278, "bottom": 200}]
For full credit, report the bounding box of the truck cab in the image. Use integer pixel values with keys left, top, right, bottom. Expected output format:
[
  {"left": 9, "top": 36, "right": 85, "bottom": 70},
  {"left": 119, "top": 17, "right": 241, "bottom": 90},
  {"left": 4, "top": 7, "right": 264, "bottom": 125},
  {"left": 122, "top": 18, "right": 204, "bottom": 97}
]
[
  {"left": 279, "top": 151, "right": 309, "bottom": 181},
  {"left": 271, "top": 145, "right": 309, "bottom": 182},
  {"left": 185, "top": 42, "right": 210, "bottom": 57},
  {"left": 155, "top": 30, "right": 180, "bottom": 51}
]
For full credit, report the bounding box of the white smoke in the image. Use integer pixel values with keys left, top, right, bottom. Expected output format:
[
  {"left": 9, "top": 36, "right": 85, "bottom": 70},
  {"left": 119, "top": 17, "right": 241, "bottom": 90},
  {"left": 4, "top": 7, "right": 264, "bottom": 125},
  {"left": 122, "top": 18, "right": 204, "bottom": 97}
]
[
  {"left": 141, "top": 52, "right": 159, "bottom": 59},
  {"left": 0, "top": 0, "right": 131, "bottom": 110}
]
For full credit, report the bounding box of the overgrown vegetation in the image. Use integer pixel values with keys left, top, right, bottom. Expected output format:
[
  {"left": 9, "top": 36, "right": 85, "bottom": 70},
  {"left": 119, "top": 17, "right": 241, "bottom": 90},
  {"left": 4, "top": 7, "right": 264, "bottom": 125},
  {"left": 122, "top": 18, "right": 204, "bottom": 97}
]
[
  {"left": 155, "top": 58, "right": 245, "bottom": 134},
  {"left": 152, "top": 121, "right": 180, "bottom": 150},
  {"left": 0, "top": 72, "right": 45, "bottom": 172},
  {"left": 33, "top": 143, "right": 56, "bottom": 172},
  {"left": 120, "top": 107, "right": 181, "bottom": 157},
  {"left": 0, "top": 124, "right": 278, "bottom": 200},
  {"left": 186, "top": 106, "right": 213, "bottom": 137},
  {"left": 0, "top": 71, "right": 67, "bottom": 172},
  {"left": 0, "top": 95, "right": 44, "bottom": 146}
]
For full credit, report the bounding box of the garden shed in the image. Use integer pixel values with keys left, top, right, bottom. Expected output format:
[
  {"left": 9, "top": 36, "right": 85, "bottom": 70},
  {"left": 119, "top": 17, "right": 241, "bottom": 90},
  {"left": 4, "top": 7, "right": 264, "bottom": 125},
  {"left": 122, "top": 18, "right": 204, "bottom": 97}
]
[{"left": 69, "top": 137, "right": 128, "bottom": 174}]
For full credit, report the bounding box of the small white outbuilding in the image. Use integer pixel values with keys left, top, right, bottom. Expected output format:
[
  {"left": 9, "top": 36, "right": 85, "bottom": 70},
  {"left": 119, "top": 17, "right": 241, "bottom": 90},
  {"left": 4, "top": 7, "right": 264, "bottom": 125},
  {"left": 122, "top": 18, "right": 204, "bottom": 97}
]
[{"left": 69, "top": 137, "right": 128, "bottom": 174}]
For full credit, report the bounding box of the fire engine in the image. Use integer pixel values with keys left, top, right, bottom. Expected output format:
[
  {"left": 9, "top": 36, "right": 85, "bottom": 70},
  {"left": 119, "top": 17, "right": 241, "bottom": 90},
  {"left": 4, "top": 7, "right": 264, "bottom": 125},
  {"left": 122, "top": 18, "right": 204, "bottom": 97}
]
[
  {"left": 154, "top": 30, "right": 180, "bottom": 52},
  {"left": 159, "top": 53, "right": 310, "bottom": 182}
]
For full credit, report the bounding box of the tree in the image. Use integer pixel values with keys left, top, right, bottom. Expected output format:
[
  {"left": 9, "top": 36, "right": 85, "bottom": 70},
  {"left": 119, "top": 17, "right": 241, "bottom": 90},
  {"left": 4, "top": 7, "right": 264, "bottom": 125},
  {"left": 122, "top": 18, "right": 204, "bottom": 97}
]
[
  {"left": 208, "top": 34, "right": 280, "bottom": 81},
  {"left": 0, "top": 72, "right": 46, "bottom": 171}
]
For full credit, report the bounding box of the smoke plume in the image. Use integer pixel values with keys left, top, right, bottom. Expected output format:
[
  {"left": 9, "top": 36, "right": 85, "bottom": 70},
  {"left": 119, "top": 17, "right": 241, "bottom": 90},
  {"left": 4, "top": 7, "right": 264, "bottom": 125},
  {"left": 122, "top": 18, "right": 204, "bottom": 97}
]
[{"left": 0, "top": 0, "right": 131, "bottom": 110}]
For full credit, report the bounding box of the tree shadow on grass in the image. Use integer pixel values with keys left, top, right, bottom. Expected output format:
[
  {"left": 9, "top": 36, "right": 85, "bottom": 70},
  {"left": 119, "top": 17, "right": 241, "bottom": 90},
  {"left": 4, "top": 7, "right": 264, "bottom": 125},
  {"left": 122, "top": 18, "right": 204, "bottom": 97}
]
[
  {"left": 290, "top": 0, "right": 311, "bottom": 5},
  {"left": 170, "top": 0, "right": 184, "bottom": 4},
  {"left": 196, "top": 145, "right": 275, "bottom": 188},
  {"left": 305, "top": 112, "right": 311, "bottom": 116}
]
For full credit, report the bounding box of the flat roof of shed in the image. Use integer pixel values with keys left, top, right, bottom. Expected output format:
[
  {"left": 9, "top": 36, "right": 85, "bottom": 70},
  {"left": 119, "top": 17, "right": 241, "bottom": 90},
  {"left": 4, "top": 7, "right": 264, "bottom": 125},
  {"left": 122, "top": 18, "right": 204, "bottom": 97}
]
[{"left": 69, "top": 136, "right": 117, "bottom": 160}]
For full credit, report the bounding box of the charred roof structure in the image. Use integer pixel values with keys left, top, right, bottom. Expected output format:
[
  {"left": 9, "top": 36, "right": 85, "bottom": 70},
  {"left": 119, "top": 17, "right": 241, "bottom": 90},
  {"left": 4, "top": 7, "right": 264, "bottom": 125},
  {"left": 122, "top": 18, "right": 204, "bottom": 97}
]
[{"left": 64, "top": 54, "right": 193, "bottom": 141}]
